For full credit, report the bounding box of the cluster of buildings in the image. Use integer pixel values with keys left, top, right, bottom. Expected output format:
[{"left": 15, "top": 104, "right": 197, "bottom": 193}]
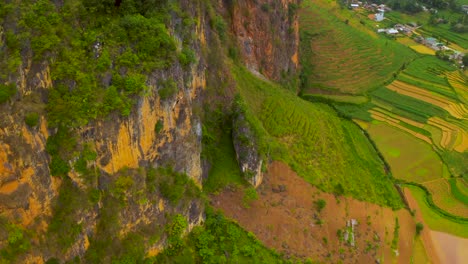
[
  {"left": 415, "top": 36, "right": 464, "bottom": 60},
  {"left": 377, "top": 24, "right": 418, "bottom": 35},
  {"left": 348, "top": 1, "right": 466, "bottom": 65},
  {"left": 349, "top": 2, "right": 391, "bottom": 22}
]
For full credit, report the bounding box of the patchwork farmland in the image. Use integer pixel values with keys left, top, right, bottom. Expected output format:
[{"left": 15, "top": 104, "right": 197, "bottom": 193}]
[
  {"left": 299, "top": 0, "right": 467, "bottom": 241},
  {"left": 360, "top": 57, "right": 468, "bottom": 221}
]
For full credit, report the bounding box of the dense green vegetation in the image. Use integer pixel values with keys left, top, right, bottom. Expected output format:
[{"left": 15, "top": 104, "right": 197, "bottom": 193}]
[
  {"left": 24, "top": 112, "right": 40, "bottom": 127},
  {"left": 0, "top": 220, "right": 31, "bottom": 263},
  {"left": 0, "top": 84, "right": 16, "bottom": 104},
  {"left": 201, "top": 103, "right": 247, "bottom": 193},
  {"left": 47, "top": 178, "right": 93, "bottom": 251},
  {"left": 0, "top": 0, "right": 197, "bottom": 179},
  {"left": 84, "top": 166, "right": 201, "bottom": 262},
  {"left": 153, "top": 207, "right": 308, "bottom": 264}
]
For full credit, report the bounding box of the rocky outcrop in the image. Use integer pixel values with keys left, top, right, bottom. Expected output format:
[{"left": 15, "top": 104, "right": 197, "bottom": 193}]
[
  {"left": 232, "top": 97, "right": 264, "bottom": 188},
  {"left": 0, "top": 1, "right": 207, "bottom": 261},
  {"left": 230, "top": 0, "right": 300, "bottom": 80},
  {"left": 0, "top": 0, "right": 299, "bottom": 261}
]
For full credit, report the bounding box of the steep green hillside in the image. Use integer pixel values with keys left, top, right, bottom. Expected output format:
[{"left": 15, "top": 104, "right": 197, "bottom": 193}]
[{"left": 233, "top": 65, "right": 403, "bottom": 209}]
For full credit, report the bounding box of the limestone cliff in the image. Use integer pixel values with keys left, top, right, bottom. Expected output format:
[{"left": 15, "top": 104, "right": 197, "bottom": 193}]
[
  {"left": 229, "top": 0, "right": 300, "bottom": 80},
  {"left": 0, "top": 0, "right": 299, "bottom": 262}
]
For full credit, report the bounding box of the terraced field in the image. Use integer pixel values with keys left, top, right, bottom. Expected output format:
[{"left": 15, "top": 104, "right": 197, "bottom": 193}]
[
  {"left": 298, "top": 0, "right": 467, "bottom": 258},
  {"left": 337, "top": 55, "right": 468, "bottom": 225},
  {"left": 299, "top": 0, "right": 415, "bottom": 94},
  {"left": 300, "top": 14, "right": 467, "bottom": 232},
  {"left": 396, "top": 37, "right": 436, "bottom": 55},
  {"left": 366, "top": 57, "right": 468, "bottom": 155},
  {"left": 424, "top": 178, "right": 468, "bottom": 216}
]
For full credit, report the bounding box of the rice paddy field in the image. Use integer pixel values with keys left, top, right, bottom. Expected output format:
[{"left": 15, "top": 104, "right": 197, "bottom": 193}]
[
  {"left": 397, "top": 37, "right": 436, "bottom": 55},
  {"left": 348, "top": 56, "right": 468, "bottom": 223},
  {"left": 299, "top": 0, "right": 416, "bottom": 95},
  {"left": 298, "top": 0, "right": 467, "bottom": 243},
  {"left": 406, "top": 185, "right": 468, "bottom": 237},
  {"left": 365, "top": 122, "right": 445, "bottom": 184}
]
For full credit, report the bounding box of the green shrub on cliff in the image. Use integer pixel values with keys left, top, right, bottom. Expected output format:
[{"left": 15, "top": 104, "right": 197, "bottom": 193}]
[
  {"left": 24, "top": 112, "right": 40, "bottom": 127},
  {"left": 158, "top": 78, "right": 178, "bottom": 100},
  {"left": 0, "top": 84, "right": 16, "bottom": 104},
  {"left": 0, "top": 222, "right": 30, "bottom": 261}
]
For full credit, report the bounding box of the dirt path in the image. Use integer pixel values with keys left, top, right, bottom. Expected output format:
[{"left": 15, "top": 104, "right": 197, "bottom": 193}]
[
  {"left": 403, "top": 188, "right": 440, "bottom": 263},
  {"left": 212, "top": 162, "right": 417, "bottom": 263}
]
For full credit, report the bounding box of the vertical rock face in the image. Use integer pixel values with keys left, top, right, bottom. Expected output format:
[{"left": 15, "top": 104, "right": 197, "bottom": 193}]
[
  {"left": 0, "top": 63, "right": 57, "bottom": 228},
  {"left": 0, "top": 1, "right": 208, "bottom": 260},
  {"left": 0, "top": 0, "right": 299, "bottom": 261},
  {"left": 232, "top": 98, "right": 264, "bottom": 188},
  {"left": 83, "top": 64, "right": 206, "bottom": 186},
  {"left": 230, "top": 0, "right": 300, "bottom": 80}
]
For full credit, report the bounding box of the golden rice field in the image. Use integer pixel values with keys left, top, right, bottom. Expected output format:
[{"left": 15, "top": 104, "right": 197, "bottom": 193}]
[
  {"left": 368, "top": 67, "right": 468, "bottom": 153},
  {"left": 396, "top": 37, "right": 436, "bottom": 55},
  {"left": 422, "top": 178, "right": 468, "bottom": 217},
  {"left": 386, "top": 80, "right": 468, "bottom": 119},
  {"left": 427, "top": 117, "right": 468, "bottom": 152},
  {"left": 447, "top": 71, "right": 468, "bottom": 104},
  {"left": 369, "top": 109, "right": 432, "bottom": 144},
  {"left": 409, "top": 45, "right": 436, "bottom": 55}
]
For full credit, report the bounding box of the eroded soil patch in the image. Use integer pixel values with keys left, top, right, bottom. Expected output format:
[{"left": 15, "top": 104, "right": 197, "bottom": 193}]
[{"left": 212, "top": 162, "right": 417, "bottom": 263}]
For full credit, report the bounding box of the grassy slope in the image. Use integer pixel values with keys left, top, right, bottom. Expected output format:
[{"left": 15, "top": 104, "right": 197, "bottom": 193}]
[
  {"left": 232, "top": 65, "right": 403, "bottom": 209},
  {"left": 299, "top": 0, "right": 416, "bottom": 95},
  {"left": 203, "top": 130, "right": 246, "bottom": 193}
]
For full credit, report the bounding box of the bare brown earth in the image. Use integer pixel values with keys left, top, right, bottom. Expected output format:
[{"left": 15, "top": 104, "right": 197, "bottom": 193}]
[
  {"left": 431, "top": 231, "right": 468, "bottom": 264},
  {"left": 212, "top": 162, "right": 418, "bottom": 263}
]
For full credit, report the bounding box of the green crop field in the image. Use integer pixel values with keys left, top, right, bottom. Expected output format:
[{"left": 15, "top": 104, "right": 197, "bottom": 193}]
[
  {"left": 366, "top": 122, "right": 444, "bottom": 184},
  {"left": 371, "top": 87, "right": 450, "bottom": 121},
  {"left": 406, "top": 185, "right": 468, "bottom": 237},
  {"left": 232, "top": 65, "right": 403, "bottom": 209},
  {"left": 299, "top": 0, "right": 416, "bottom": 95},
  {"left": 403, "top": 56, "right": 455, "bottom": 87},
  {"left": 328, "top": 54, "right": 468, "bottom": 224}
]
